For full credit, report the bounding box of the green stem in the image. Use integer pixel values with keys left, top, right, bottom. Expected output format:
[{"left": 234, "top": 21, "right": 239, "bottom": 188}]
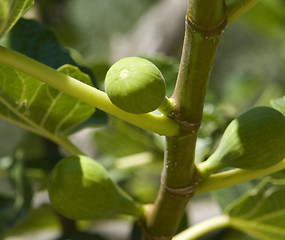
[
  {"left": 197, "top": 154, "right": 221, "bottom": 178},
  {"left": 172, "top": 0, "right": 226, "bottom": 127},
  {"left": 226, "top": 0, "right": 261, "bottom": 25},
  {"left": 0, "top": 46, "right": 179, "bottom": 137},
  {"left": 158, "top": 97, "right": 175, "bottom": 117},
  {"left": 144, "top": 1, "right": 227, "bottom": 239},
  {"left": 144, "top": 135, "right": 198, "bottom": 239},
  {"left": 0, "top": 97, "right": 82, "bottom": 156},
  {"left": 173, "top": 215, "right": 230, "bottom": 240},
  {"left": 196, "top": 158, "right": 285, "bottom": 194}
]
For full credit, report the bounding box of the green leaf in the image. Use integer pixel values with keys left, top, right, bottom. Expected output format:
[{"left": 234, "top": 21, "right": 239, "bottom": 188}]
[
  {"left": 5, "top": 18, "right": 106, "bottom": 130},
  {"left": 8, "top": 18, "right": 76, "bottom": 69},
  {"left": 0, "top": 63, "right": 94, "bottom": 141},
  {"left": 212, "top": 181, "right": 255, "bottom": 210},
  {"left": 225, "top": 177, "right": 285, "bottom": 240},
  {"left": 0, "top": 0, "right": 34, "bottom": 38},
  {"left": 271, "top": 96, "right": 285, "bottom": 116}
]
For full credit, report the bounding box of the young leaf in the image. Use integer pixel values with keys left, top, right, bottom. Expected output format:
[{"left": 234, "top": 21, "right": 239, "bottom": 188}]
[
  {"left": 0, "top": 63, "right": 94, "bottom": 141},
  {"left": 225, "top": 177, "right": 285, "bottom": 240},
  {"left": 0, "top": 0, "right": 34, "bottom": 38}
]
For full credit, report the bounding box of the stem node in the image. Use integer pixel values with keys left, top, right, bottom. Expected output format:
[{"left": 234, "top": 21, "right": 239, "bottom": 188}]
[
  {"left": 161, "top": 172, "right": 200, "bottom": 197},
  {"left": 186, "top": 11, "right": 227, "bottom": 37}
]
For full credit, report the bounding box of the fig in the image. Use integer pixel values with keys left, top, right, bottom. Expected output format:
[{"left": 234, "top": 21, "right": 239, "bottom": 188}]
[
  {"left": 48, "top": 155, "right": 144, "bottom": 220},
  {"left": 199, "top": 107, "right": 285, "bottom": 176},
  {"left": 105, "top": 57, "right": 166, "bottom": 114}
]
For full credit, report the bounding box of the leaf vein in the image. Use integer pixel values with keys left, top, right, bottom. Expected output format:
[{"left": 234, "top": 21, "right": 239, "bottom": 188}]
[
  {"left": 54, "top": 100, "right": 81, "bottom": 135},
  {"left": 40, "top": 91, "right": 62, "bottom": 127}
]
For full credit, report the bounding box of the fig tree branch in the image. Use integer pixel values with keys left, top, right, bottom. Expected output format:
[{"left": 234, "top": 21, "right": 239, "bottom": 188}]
[
  {"left": 226, "top": 0, "right": 261, "bottom": 25},
  {"left": 0, "top": 46, "right": 179, "bottom": 136},
  {"left": 196, "top": 158, "right": 285, "bottom": 194},
  {"left": 144, "top": 0, "right": 227, "bottom": 239},
  {"left": 173, "top": 215, "right": 230, "bottom": 240}
]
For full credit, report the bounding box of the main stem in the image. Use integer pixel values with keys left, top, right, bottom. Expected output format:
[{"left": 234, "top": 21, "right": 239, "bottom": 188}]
[{"left": 144, "top": 1, "right": 227, "bottom": 239}]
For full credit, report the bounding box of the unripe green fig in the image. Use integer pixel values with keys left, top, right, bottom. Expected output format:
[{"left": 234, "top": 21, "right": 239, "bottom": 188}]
[
  {"left": 48, "top": 155, "right": 144, "bottom": 220},
  {"left": 199, "top": 107, "right": 285, "bottom": 176},
  {"left": 105, "top": 57, "right": 166, "bottom": 114}
]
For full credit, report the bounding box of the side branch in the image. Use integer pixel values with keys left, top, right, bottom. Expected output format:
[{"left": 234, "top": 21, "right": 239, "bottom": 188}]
[
  {"left": 226, "top": 0, "right": 261, "bottom": 25},
  {"left": 173, "top": 215, "right": 230, "bottom": 240},
  {"left": 0, "top": 46, "right": 179, "bottom": 136},
  {"left": 196, "top": 158, "right": 285, "bottom": 194}
]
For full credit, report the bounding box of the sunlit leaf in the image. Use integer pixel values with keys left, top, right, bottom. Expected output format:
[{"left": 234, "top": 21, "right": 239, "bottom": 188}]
[
  {"left": 0, "top": 0, "right": 34, "bottom": 38},
  {"left": 0, "top": 18, "right": 95, "bottom": 139},
  {"left": 0, "top": 63, "right": 94, "bottom": 140},
  {"left": 225, "top": 177, "right": 285, "bottom": 240},
  {"left": 6, "top": 18, "right": 106, "bottom": 129}
]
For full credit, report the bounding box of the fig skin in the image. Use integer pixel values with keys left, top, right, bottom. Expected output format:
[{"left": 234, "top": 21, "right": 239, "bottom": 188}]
[
  {"left": 105, "top": 57, "right": 166, "bottom": 114},
  {"left": 48, "top": 155, "right": 144, "bottom": 220},
  {"left": 199, "top": 107, "right": 285, "bottom": 176}
]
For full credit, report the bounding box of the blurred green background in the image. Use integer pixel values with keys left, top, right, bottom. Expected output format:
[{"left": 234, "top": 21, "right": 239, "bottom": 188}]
[{"left": 0, "top": 0, "right": 285, "bottom": 239}]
